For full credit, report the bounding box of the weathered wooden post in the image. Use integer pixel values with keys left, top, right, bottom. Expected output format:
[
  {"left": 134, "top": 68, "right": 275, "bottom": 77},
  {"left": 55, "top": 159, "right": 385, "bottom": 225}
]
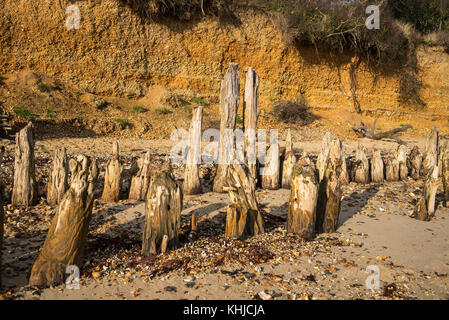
[
  {"left": 129, "top": 152, "right": 153, "bottom": 201},
  {"left": 29, "top": 155, "right": 98, "bottom": 287},
  {"left": 316, "top": 132, "right": 334, "bottom": 181},
  {"left": 288, "top": 159, "right": 318, "bottom": 240},
  {"left": 12, "top": 122, "right": 37, "bottom": 207},
  {"left": 224, "top": 162, "right": 264, "bottom": 239},
  {"left": 397, "top": 144, "right": 408, "bottom": 181},
  {"left": 442, "top": 148, "right": 449, "bottom": 207},
  {"left": 47, "top": 147, "right": 69, "bottom": 206},
  {"left": 261, "top": 140, "right": 280, "bottom": 190},
  {"left": 282, "top": 129, "right": 296, "bottom": 189},
  {"left": 213, "top": 63, "right": 239, "bottom": 193},
  {"left": 385, "top": 156, "right": 400, "bottom": 181},
  {"left": 244, "top": 67, "right": 259, "bottom": 184},
  {"left": 408, "top": 146, "right": 422, "bottom": 180},
  {"left": 353, "top": 144, "right": 370, "bottom": 184},
  {"left": 142, "top": 163, "right": 183, "bottom": 256},
  {"left": 102, "top": 141, "right": 123, "bottom": 202},
  {"left": 0, "top": 181, "right": 4, "bottom": 287},
  {"left": 316, "top": 138, "right": 344, "bottom": 234},
  {"left": 371, "top": 150, "right": 384, "bottom": 183},
  {"left": 412, "top": 127, "right": 439, "bottom": 221},
  {"left": 184, "top": 106, "right": 203, "bottom": 195},
  {"left": 340, "top": 155, "right": 350, "bottom": 185}
]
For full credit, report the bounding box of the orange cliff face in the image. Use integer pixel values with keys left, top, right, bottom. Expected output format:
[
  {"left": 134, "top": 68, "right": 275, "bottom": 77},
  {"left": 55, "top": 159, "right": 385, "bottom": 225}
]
[{"left": 0, "top": 0, "right": 448, "bottom": 138}]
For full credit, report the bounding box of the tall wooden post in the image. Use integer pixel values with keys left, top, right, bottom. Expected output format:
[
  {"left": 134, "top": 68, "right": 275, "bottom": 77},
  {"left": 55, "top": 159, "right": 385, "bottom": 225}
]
[
  {"left": 213, "top": 63, "right": 239, "bottom": 193},
  {"left": 224, "top": 162, "right": 264, "bottom": 239},
  {"left": 47, "top": 147, "right": 69, "bottom": 206},
  {"left": 316, "top": 138, "right": 344, "bottom": 234},
  {"left": 184, "top": 106, "right": 203, "bottom": 195},
  {"left": 29, "top": 155, "right": 98, "bottom": 287},
  {"left": 102, "top": 141, "right": 123, "bottom": 202},
  {"left": 129, "top": 152, "right": 153, "bottom": 201},
  {"left": 288, "top": 160, "right": 318, "bottom": 240},
  {"left": 142, "top": 163, "right": 183, "bottom": 256},
  {"left": 408, "top": 146, "right": 422, "bottom": 180},
  {"left": 371, "top": 150, "right": 384, "bottom": 183},
  {"left": 353, "top": 144, "right": 370, "bottom": 184},
  {"left": 12, "top": 122, "right": 37, "bottom": 207},
  {"left": 282, "top": 129, "right": 296, "bottom": 189},
  {"left": 244, "top": 67, "right": 259, "bottom": 184}
]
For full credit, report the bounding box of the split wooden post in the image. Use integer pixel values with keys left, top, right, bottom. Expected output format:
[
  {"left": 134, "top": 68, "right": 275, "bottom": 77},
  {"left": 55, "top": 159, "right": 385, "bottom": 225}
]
[
  {"left": 412, "top": 127, "right": 439, "bottom": 221},
  {"left": 244, "top": 67, "right": 259, "bottom": 184},
  {"left": 29, "top": 155, "right": 98, "bottom": 287},
  {"left": 353, "top": 144, "right": 370, "bottom": 184},
  {"left": 213, "top": 63, "right": 239, "bottom": 193},
  {"left": 224, "top": 162, "right": 264, "bottom": 239},
  {"left": 129, "top": 152, "right": 153, "bottom": 201},
  {"left": 184, "top": 106, "right": 203, "bottom": 195},
  {"left": 316, "top": 138, "right": 344, "bottom": 234},
  {"left": 47, "top": 147, "right": 69, "bottom": 206},
  {"left": 441, "top": 147, "right": 449, "bottom": 207},
  {"left": 142, "top": 163, "right": 183, "bottom": 256},
  {"left": 12, "top": 122, "right": 37, "bottom": 207},
  {"left": 408, "top": 146, "right": 422, "bottom": 180},
  {"left": 385, "top": 156, "right": 400, "bottom": 181},
  {"left": 261, "top": 139, "right": 280, "bottom": 190},
  {"left": 397, "top": 144, "right": 408, "bottom": 181},
  {"left": 102, "top": 141, "right": 123, "bottom": 202},
  {"left": 371, "top": 150, "right": 384, "bottom": 183},
  {"left": 281, "top": 129, "right": 297, "bottom": 189},
  {"left": 288, "top": 159, "right": 318, "bottom": 239}
]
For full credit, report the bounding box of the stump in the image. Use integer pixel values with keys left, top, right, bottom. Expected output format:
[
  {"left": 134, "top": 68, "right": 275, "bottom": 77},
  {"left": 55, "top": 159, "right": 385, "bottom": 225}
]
[
  {"left": 142, "top": 163, "right": 183, "bottom": 256},
  {"left": 352, "top": 144, "right": 370, "bottom": 184},
  {"left": 129, "top": 152, "right": 153, "bottom": 200},
  {"left": 441, "top": 148, "right": 449, "bottom": 207},
  {"left": 385, "top": 156, "right": 400, "bottom": 181},
  {"left": 288, "top": 162, "right": 318, "bottom": 240},
  {"left": 29, "top": 155, "right": 98, "bottom": 287},
  {"left": 47, "top": 147, "right": 69, "bottom": 206},
  {"left": 213, "top": 63, "right": 239, "bottom": 193},
  {"left": 316, "top": 138, "right": 344, "bottom": 234},
  {"left": 281, "top": 129, "right": 296, "bottom": 189},
  {"left": 244, "top": 67, "right": 259, "bottom": 184},
  {"left": 397, "top": 144, "right": 408, "bottom": 181},
  {"left": 102, "top": 141, "right": 123, "bottom": 202},
  {"left": 422, "top": 127, "right": 439, "bottom": 177},
  {"left": 224, "top": 162, "right": 264, "bottom": 239},
  {"left": 12, "top": 122, "right": 37, "bottom": 207},
  {"left": 316, "top": 132, "right": 334, "bottom": 181},
  {"left": 184, "top": 106, "right": 203, "bottom": 195},
  {"left": 261, "top": 142, "right": 280, "bottom": 190},
  {"left": 408, "top": 146, "right": 422, "bottom": 180},
  {"left": 371, "top": 150, "right": 384, "bottom": 183}
]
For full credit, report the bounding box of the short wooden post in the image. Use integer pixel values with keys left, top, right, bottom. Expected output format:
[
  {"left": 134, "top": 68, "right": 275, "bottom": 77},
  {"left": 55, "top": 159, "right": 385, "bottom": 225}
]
[
  {"left": 282, "top": 129, "right": 296, "bottom": 189},
  {"left": 371, "top": 150, "right": 384, "bottom": 183},
  {"left": 261, "top": 141, "right": 280, "bottom": 190},
  {"left": 353, "top": 144, "right": 370, "bottom": 184},
  {"left": 129, "top": 152, "right": 153, "bottom": 201},
  {"left": 102, "top": 141, "right": 123, "bottom": 202},
  {"left": 385, "top": 156, "right": 400, "bottom": 181},
  {"left": 408, "top": 146, "right": 422, "bottom": 180},
  {"left": 397, "top": 144, "right": 408, "bottom": 181},
  {"left": 184, "top": 106, "right": 203, "bottom": 195},
  {"left": 316, "top": 132, "right": 334, "bottom": 181},
  {"left": 47, "top": 147, "right": 69, "bottom": 206}
]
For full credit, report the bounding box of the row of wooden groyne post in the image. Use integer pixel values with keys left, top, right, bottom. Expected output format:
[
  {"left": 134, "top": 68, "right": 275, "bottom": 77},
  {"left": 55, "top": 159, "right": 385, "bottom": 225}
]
[{"left": 0, "top": 63, "right": 449, "bottom": 288}]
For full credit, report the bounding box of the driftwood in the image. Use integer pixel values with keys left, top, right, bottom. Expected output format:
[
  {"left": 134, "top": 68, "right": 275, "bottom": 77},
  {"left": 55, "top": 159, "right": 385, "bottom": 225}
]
[
  {"left": 213, "top": 63, "right": 240, "bottom": 193},
  {"left": 129, "top": 152, "right": 153, "bottom": 201},
  {"left": 408, "top": 146, "right": 422, "bottom": 180},
  {"left": 441, "top": 148, "right": 449, "bottom": 207},
  {"left": 288, "top": 159, "right": 318, "bottom": 239},
  {"left": 12, "top": 122, "right": 37, "bottom": 207},
  {"left": 224, "top": 162, "right": 264, "bottom": 239},
  {"left": 352, "top": 118, "right": 411, "bottom": 142},
  {"left": 371, "top": 150, "right": 384, "bottom": 183},
  {"left": 47, "top": 147, "right": 69, "bottom": 206},
  {"left": 316, "top": 138, "right": 344, "bottom": 234},
  {"left": 244, "top": 67, "right": 259, "bottom": 184},
  {"left": 184, "top": 106, "right": 203, "bottom": 195},
  {"left": 385, "top": 156, "right": 400, "bottom": 181},
  {"left": 102, "top": 141, "right": 123, "bottom": 202},
  {"left": 261, "top": 142, "right": 280, "bottom": 190},
  {"left": 281, "top": 129, "right": 296, "bottom": 189},
  {"left": 412, "top": 127, "right": 439, "bottom": 221},
  {"left": 397, "top": 144, "right": 408, "bottom": 181},
  {"left": 352, "top": 144, "right": 370, "bottom": 184},
  {"left": 29, "top": 155, "right": 98, "bottom": 287},
  {"left": 142, "top": 163, "right": 183, "bottom": 256}
]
